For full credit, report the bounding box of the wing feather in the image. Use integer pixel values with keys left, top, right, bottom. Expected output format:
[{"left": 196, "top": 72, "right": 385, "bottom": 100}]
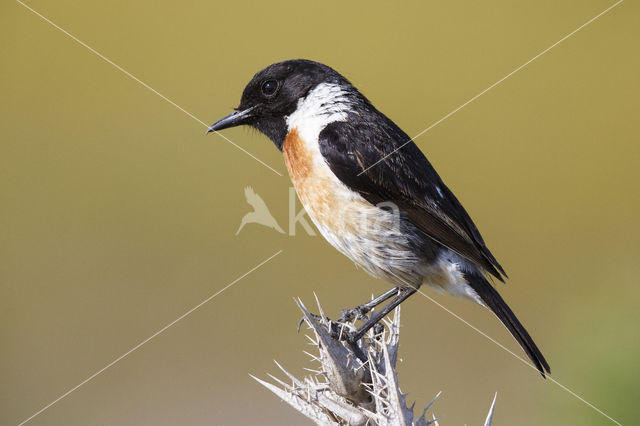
[{"left": 319, "top": 119, "right": 506, "bottom": 281}]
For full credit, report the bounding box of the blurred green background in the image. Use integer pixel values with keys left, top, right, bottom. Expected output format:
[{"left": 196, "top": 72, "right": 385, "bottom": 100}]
[{"left": 2, "top": 0, "right": 638, "bottom": 424}]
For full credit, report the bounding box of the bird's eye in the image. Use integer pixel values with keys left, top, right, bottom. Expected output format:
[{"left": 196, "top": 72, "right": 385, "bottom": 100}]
[{"left": 261, "top": 80, "right": 278, "bottom": 96}]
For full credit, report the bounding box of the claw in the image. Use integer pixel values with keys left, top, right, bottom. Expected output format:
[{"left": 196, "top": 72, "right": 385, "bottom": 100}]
[
  {"left": 338, "top": 309, "right": 353, "bottom": 323},
  {"left": 338, "top": 306, "right": 371, "bottom": 323},
  {"left": 373, "top": 323, "right": 384, "bottom": 338}
]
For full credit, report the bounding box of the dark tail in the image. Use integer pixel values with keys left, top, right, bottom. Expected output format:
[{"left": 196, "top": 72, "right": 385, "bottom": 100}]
[{"left": 465, "top": 273, "right": 551, "bottom": 377}]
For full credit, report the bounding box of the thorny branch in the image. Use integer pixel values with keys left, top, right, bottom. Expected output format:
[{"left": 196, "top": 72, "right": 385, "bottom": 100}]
[{"left": 252, "top": 296, "right": 497, "bottom": 425}]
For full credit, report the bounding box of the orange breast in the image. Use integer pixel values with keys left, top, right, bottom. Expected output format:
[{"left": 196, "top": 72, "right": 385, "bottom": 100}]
[
  {"left": 282, "top": 128, "right": 376, "bottom": 236},
  {"left": 283, "top": 128, "right": 334, "bottom": 224},
  {"left": 282, "top": 128, "right": 313, "bottom": 183}
]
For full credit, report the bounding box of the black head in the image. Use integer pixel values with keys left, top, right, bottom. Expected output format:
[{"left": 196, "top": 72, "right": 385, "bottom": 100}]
[{"left": 207, "top": 59, "right": 352, "bottom": 150}]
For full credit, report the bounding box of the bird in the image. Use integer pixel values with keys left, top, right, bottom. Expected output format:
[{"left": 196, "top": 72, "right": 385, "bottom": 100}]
[
  {"left": 236, "top": 186, "right": 285, "bottom": 235},
  {"left": 207, "top": 59, "right": 550, "bottom": 377}
]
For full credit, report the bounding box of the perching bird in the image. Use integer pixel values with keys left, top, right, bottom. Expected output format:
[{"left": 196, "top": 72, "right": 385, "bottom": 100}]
[
  {"left": 236, "top": 186, "right": 285, "bottom": 235},
  {"left": 207, "top": 59, "right": 550, "bottom": 376}
]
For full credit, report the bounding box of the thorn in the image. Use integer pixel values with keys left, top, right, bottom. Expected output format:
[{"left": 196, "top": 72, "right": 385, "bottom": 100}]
[
  {"left": 313, "top": 292, "right": 326, "bottom": 320},
  {"left": 484, "top": 392, "right": 498, "bottom": 426},
  {"left": 425, "top": 391, "right": 442, "bottom": 412},
  {"left": 302, "top": 350, "right": 321, "bottom": 363},
  {"left": 294, "top": 297, "right": 307, "bottom": 311},
  {"left": 266, "top": 373, "right": 289, "bottom": 388},
  {"left": 305, "top": 335, "right": 319, "bottom": 346},
  {"left": 427, "top": 413, "right": 441, "bottom": 426}
]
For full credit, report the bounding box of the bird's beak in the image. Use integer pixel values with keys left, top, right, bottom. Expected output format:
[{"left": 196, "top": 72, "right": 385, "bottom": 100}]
[{"left": 206, "top": 107, "right": 255, "bottom": 134}]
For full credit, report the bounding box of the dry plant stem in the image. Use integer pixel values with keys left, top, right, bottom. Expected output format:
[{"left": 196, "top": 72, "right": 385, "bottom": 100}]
[{"left": 252, "top": 295, "right": 497, "bottom": 425}]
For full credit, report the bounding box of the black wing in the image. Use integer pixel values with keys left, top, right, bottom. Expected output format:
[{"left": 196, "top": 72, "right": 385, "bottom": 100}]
[{"left": 319, "top": 118, "right": 506, "bottom": 281}]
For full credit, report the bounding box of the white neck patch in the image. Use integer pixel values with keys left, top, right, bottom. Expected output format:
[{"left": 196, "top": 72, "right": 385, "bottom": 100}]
[{"left": 286, "top": 83, "right": 352, "bottom": 145}]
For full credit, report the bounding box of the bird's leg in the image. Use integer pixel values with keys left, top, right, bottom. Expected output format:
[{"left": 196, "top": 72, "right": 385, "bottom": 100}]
[
  {"left": 338, "top": 286, "right": 401, "bottom": 323},
  {"left": 348, "top": 287, "right": 417, "bottom": 342}
]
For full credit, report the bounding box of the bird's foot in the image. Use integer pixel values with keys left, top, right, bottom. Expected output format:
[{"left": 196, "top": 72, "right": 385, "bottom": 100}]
[
  {"left": 331, "top": 321, "right": 385, "bottom": 364},
  {"left": 338, "top": 305, "right": 371, "bottom": 323},
  {"left": 334, "top": 321, "right": 385, "bottom": 344}
]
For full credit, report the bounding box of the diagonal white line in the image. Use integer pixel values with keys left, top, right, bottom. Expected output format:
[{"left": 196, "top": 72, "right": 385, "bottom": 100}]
[
  {"left": 415, "top": 289, "right": 623, "bottom": 426},
  {"left": 359, "top": 0, "right": 624, "bottom": 175},
  {"left": 16, "top": 249, "right": 283, "bottom": 426},
  {"left": 15, "top": 0, "right": 283, "bottom": 177}
]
